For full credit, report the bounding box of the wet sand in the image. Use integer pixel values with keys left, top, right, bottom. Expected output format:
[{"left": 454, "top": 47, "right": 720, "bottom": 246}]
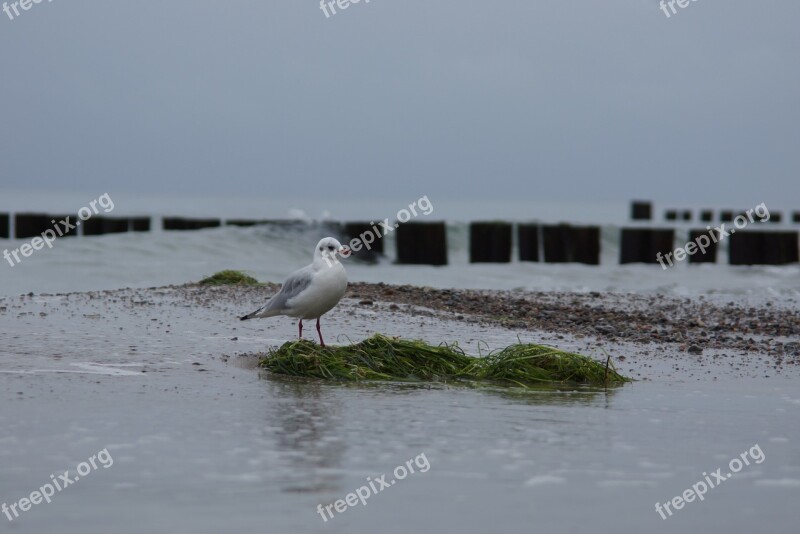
[
  {"left": 346, "top": 283, "right": 800, "bottom": 356},
  {"left": 1, "top": 282, "right": 798, "bottom": 383},
  {"left": 3, "top": 282, "right": 799, "bottom": 379}
]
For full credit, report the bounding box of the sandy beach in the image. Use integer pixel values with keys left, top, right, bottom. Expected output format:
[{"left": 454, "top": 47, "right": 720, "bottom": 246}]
[{"left": 0, "top": 283, "right": 800, "bottom": 379}]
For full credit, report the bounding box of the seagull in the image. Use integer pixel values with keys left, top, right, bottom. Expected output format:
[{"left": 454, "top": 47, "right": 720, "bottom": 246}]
[{"left": 240, "top": 237, "right": 350, "bottom": 347}]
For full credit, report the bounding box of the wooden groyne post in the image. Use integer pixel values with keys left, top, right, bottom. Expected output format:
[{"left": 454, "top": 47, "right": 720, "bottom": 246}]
[
  {"left": 395, "top": 222, "right": 447, "bottom": 265},
  {"left": 469, "top": 222, "right": 512, "bottom": 263}
]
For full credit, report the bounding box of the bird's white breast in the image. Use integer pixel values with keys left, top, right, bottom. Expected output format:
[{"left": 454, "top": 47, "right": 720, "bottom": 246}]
[{"left": 286, "top": 263, "right": 347, "bottom": 320}]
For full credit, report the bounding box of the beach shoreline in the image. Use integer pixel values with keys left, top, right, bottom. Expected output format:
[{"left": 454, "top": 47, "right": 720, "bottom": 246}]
[{"left": 2, "top": 281, "right": 797, "bottom": 381}]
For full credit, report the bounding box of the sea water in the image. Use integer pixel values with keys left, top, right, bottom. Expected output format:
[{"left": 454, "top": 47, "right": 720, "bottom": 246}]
[{"left": 0, "top": 190, "right": 797, "bottom": 299}]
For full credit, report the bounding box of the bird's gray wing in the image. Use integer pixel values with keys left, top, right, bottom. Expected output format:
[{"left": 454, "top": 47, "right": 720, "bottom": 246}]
[{"left": 263, "top": 265, "right": 315, "bottom": 313}]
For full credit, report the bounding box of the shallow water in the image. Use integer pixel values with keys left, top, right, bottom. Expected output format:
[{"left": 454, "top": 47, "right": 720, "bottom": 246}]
[
  {"left": 1, "top": 290, "right": 798, "bottom": 533},
  {"left": 2, "top": 365, "right": 798, "bottom": 533}
]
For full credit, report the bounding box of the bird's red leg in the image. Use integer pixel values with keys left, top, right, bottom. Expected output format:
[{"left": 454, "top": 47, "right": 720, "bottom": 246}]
[
  {"left": 316, "top": 317, "right": 325, "bottom": 347},
  {"left": 298, "top": 319, "right": 303, "bottom": 340}
]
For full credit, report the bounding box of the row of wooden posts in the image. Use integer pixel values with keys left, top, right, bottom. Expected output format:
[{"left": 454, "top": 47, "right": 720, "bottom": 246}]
[
  {"left": 630, "top": 200, "right": 800, "bottom": 224},
  {"left": 0, "top": 213, "right": 151, "bottom": 237},
  {"left": 1, "top": 209, "right": 798, "bottom": 266}
]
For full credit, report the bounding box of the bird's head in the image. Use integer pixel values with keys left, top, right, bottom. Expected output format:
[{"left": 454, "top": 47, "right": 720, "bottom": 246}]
[{"left": 315, "top": 237, "right": 350, "bottom": 265}]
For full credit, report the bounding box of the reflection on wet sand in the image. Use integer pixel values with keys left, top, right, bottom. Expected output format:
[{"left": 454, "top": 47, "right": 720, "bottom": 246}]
[{"left": 263, "top": 374, "right": 347, "bottom": 493}]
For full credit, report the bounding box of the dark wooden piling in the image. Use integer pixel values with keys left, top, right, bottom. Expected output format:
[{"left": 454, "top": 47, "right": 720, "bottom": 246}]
[
  {"left": 342, "top": 222, "right": 385, "bottom": 262},
  {"left": 720, "top": 210, "right": 734, "bottom": 222},
  {"left": 728, "top": 232, "right": 765, "bottom": 265},
  {"left": 14, "top": 213, "right": 51, "bottom": 239},
  {"left": 0, "top": 213, "right": 9, "bottom": 239},
  {"left": 469, "top": 222, "right": 512, "bottom": 263},
  {"left": 664, "top": 210, "right": 677, "bottom": 221},
  {"left": 700, "top": 210, "right": 713, "bottom": 222},
  {"left": 768, "top": 212, "right": 782, "bottom": 223},
  {"left": 793, "top": 212, "right": 800, "bottom": 224},
  {"left": 226, "top": 219, "right": 262, "bottom": 227},
  {"left": 517, "top": 224, "right": 540, "bottom": 262},
  {"left": 687, "top": 230, "right": 718, "bottom": 264},
  {"left": 395, "top": 222, "right": 447, "bottom": 265},
  {"left": 83, "top": 217, "right": 130, "bottom": 236},
  {"left": 729, "top": 231, "right": 799, "bottom": 265},
  {"left": 130, "top": 217, "right": 151, "bottom": 232},
  {"left": 768, "top": 232, "right": 799, "bottom": 263},
  {"left": 681, "top": 210, "right": 692, "bottom": 221},
  {"left": 52, "top": 216, "right": 78, "bottom": 237},
  {"left": 620, "top": 229, "right": 675, "bottom": 264},
  {"left": 163, "top": 218, "right": 187, "bottom": 230},
  {"left": 631, "top": 201, "right": 652, "bottom": 221},
  {"left": 163, "top": 217, "right": 221, "bottom": 231},
  {"left": 542, "top": 224, "right": 600, "bottom": 265}
]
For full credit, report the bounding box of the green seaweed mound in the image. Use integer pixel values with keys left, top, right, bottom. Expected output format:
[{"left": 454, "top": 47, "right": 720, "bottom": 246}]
[
  {"left": 199, "top": 270, "right": 260, "bottom": 286},
  {"left": 259, "top": 334, "right": 629, "bottom": 387}
]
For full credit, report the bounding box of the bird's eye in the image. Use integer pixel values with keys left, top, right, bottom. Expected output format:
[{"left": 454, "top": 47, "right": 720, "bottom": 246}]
[{"left": 328, "top": 245, "right": 335, "bottom": 251}]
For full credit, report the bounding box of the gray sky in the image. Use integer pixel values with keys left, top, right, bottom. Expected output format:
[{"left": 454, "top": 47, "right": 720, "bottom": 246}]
[{"left": 1, "top": 0, "right": 798, "bottom": 205}]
